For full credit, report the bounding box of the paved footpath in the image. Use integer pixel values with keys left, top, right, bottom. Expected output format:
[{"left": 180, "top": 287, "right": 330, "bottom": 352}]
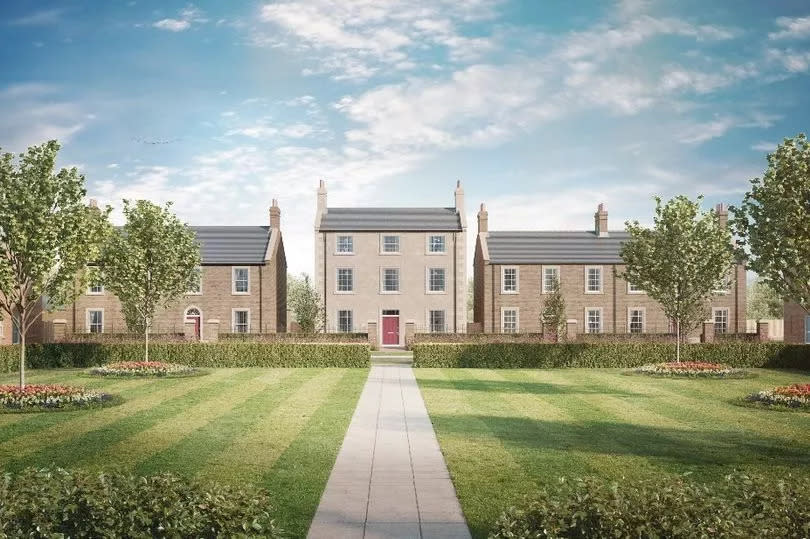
[{"left": 308, "top": 364, "right": 471, "bottom": 539}]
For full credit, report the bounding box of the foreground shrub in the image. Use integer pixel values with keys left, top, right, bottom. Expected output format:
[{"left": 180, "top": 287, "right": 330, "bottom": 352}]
[
  {"left": 0, "top": 342, "right": 370, "bottom": 372},
  {"left": 746, "top": 383, "right": 810, "bottom": 410},
  {"left": 412, "top": 342, "right": 810, "bottom": 369},
  {"left": 0, "top": 384, "right": 113, "bottom": 413},
  {"left": 90, "top": 361, "right": 198, "bottom": 377},
  {"left": 491, "top": 474, "right": 810, "bottom": 538},
  {"left": 634, "top": 361, "right": 749, "bottom": 378},
  {"left": 0, "top": 467, "right": 282, "bottom": 538}
]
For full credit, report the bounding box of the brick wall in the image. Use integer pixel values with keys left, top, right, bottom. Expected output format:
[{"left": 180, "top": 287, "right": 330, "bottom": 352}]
[{"left": 784, "top": 301, "right": 808, "bottom": 343}]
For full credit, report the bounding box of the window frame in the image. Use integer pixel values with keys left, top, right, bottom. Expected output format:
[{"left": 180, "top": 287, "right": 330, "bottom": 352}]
[
  {"left": 87, "top": 283, "right": 104, "bottom": 295},
  {"left": 231, "top": 308, "right": 251, "bottom": 333},
  {"left": 426, "top": 267, "right": 447, "bottom": 294},
  {"left": 335, "top": 267, "right": 354, "bottom": 294},
  {"left": 429, "top": 309, "right": 446, "bottom": 333},
  {"left": 380, "top": 234, "right": 401, "bottom": 255},
  {"left": 232, "top": 266, "right": 250, "bottom": 295},
  {"left": 541, "top": 265, "right": 560, "bottom": 294},
  {"left": 501, "top": 266, "right": 519, "bottom": 294},
  {"left": 584, "top": 266, "right": 603, "bottom": 294},
  {"left": 337, "top": 309, "right": 353, "bottom": 333},
  {"left": 86, "top": 308, "right": 104, "bottom": 334},
  {"left": 628, "top": 307, "right": 645, "bottom": 334},
  {"left": 501, "top": 307, "right": 519, "bottom": 334},
  {"left": 585, "top": 307, "right": 603, "bottom": 334},
  {"left": 186, "top": 266, "right": 203, "bottom": 295},
  {"left": 627, "top": 281, "right": 645, "bottom": 295},
  {"left": 427, "top": 234, "right": 447, "bottom": 254},
  {"left": 713, "top": 307, "right": 729, "bottom": 334},
  {"left": 335, "top": 235, "right": 354, "bottom": 255},
  {"left": 380, "top": 267, "right": 401, "bottom": 294}
]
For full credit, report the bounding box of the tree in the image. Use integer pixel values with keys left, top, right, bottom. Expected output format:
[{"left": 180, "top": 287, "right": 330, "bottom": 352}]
[
  {"left": 732, "top": 134, "right": 810, "bottom": 315},
  {"left": 747, "top": 278, "right": 783, "bottom": 321},
  {"left": 541, "top": 276, "right": 566, "bottom": 341},
  {"left": 99, "top": 200, "right": 200, "bottom": 361},
  {"left": 620, "top": 196, "right": 734, "bottom": 362},
  {"left": 0, "top": 141, "right": 110, "bottom": 388},
  {"left": 288, "top": 273, "right": 323, "bottom": 333}
]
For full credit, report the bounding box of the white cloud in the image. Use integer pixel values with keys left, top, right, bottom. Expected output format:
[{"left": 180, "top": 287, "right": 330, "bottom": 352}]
[
  {"left": 153, "top": 19, "right": 191, "bottom": 32},
  {"left": 152, "top": 5, "right": 207, "bottom": 32},
  {"left": 8, "top": 8, "right": 65, "bottom": 26},
  {"left": 767, "top": 48, "right": 810, "bottom": 72},
  {"left": 225, "top": 125, "right": 278, "bottom": 139},
  {"left": 677, "top": 113, "right": 780, "bottom": 145},
  {"left": 107, "top": 163, "right": 119, "bottom": 169},
  {"left": 751, "top": 141, "right": 777, "bottom": 152},
  {"left": 659, "top": 63, "right": 758, "bottom": 93},
  {"left": 769, "top": 15, "right": 810, "bottom": 40},
  {"left": 0, "top": 85, "right": 88, "bottom": 151}
]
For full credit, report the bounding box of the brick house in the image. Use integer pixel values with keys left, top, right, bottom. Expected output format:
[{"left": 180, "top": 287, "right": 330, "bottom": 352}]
[
  {"left": 473, "top": 203, "right": 746, "bottom": 337},
  {"left": 314, "top": 180, "right": 467, "bottom": 347},
  {"left": 38, "top": 200, "right": 287, "bottom": 341},
  {"left": 784, "top": 301, "right": 809, "bottom": 343}
]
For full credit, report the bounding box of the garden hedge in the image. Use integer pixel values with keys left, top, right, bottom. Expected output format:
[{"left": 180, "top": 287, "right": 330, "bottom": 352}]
[
  {"left": 412, "top": 342, "right": 810, "bottom": 369},
  {"left": 0, "top": 467, "right": 282, "bottom": 538},
  {"left": 0, "top": 342, "right": 370, "bottom": 372},
  {"left": 491, "top": 473, "right": 810, "bottom": 538}
]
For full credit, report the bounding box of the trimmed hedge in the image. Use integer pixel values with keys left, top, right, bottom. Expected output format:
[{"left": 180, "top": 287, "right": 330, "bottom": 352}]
[
  {"left": 0, "top": 342, "right": 370, "bottom": 372},
  {"left": 491, "top": 474, "right": 810, "bottom": 538},
  {"left": 412, "top": 342, "right": 810, "bottom": 369},
  {"left": 220, "top": 332, "right": 368, "bottom": 343},
  {"left": 0, "top": 467, "right": 282, "bottom": 538}
]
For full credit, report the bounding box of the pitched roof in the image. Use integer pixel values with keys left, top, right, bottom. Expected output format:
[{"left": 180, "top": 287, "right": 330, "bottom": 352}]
[
  {"left": 318, "top": 207, "right": 462, "bottom": 231},
  {"left": 191, "top": 226, "right": 271, "bottom": 265},
  {"left": 486, "top": 231, "right": 630, "bottom": 264}
]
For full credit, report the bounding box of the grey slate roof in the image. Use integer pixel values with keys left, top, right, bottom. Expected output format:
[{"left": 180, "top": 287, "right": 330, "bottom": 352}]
[
  {"left": 191, "top": 226, "right": 271, "bottom": 265},
  {"left": 487, "top": 231, "right": 630, "bottom": 264},
  {"left": 319, "top": 207, "right": 462, "bottom": 231}
]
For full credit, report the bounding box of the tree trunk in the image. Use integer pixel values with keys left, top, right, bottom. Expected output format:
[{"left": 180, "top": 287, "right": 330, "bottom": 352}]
[
  {"left": 144, "top": 317, "right": 150, "bottom": 362},
  {"left": 18, "top": 329, "right": 25, "bottom": 389},
  {"left": 676, "top": 319, "right": 681, "bottom": 363}
]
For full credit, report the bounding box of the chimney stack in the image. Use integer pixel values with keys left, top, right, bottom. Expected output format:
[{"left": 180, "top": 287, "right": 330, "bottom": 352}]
[
  {"left": 269, "top": 198, "right": 281, "bottom": 229},
  {"left": 317, "top": 179, "right": 327, "bottom": 215},
  {"left": 595, "top": 203, "right": 608, "bottom": 237},
  {"left": 477, "top": 203, "right": 488, "bottom": 234},
  {"left": 455, "top": 180, "right": 466, "bottom": 228},
  {"left": 88, "top": 198, "right": 98, "bottom": 209},
  {"left": 715, "top": 203, "right": 728, "bottom": 229}
]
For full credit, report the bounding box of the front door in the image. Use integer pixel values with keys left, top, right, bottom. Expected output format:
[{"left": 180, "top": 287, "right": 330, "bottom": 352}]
[{"left": 382, "top": 315, "right": 400, "bottom": 346}]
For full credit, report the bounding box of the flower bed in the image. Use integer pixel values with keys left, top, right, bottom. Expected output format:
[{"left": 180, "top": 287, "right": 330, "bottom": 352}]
[
  {"left": 746, "top": 383, "right": 810, "bottom": 410},
  {"left": 0, "top": 384, "right": 114, "bottom": 412},
  {"left": 633, "top": 361, "right": 749, "bottom": 378},
  {"left": 89, "top": 361, "right": 198, "bottom": 377}
]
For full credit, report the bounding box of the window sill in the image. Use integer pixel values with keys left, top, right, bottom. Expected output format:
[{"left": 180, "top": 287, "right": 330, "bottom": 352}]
[
  {"left": 335, "top": 291, "right": 355, "bottom": 295},
  {"left": 334, "top": 252, "right": 354, "bottom": 256},
  {"left": 501, "top": 290, "right": 519, "bottom": 295},
  {"left": 185, "top": 292, "right": 203, "bottom": 296},
  {"left": 231, "top": 292, "right": 251, "bottom": 296},
  {"left": 380, "top": 291, "right": 401, "bottom": 295},
  {"left": 426, "top": 251, "right": 447, "bottom": 255},
  {"left": 426, "top": 290, "right": 447, "bottom": 295},
  {"left": 379, "top": 252, "right": 401, "bottom": 256},
  {"left": 86, "top": 292, "right": 105, "bottom": 296},
  {"left": 627, "top": 291, "right": 646, "bottom": 295},
  {"left": 584, "top": 290, "right": 603, "bottom": 295}
]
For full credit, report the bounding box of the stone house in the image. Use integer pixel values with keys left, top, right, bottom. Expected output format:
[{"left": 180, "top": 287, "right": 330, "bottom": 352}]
[
  {"left": 783, "top": 301, "right": 809, "bottom": 343},
  {"left": 473, "top": 202, "right": 746, "bottom": 337},
  {"left": 314, "top": 181, "right": 467, "bottom": 347},
  {"left": 37, "top": 200, "right": 287, "bottom": 341}
]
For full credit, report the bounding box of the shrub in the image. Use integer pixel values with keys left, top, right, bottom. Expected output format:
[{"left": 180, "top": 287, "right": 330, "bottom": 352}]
[
  {"left": 746, "top": 384, "right": 810, "bottom": 410},
  {"left": 411, "top": 342, "right": 810, "bottom": 369},
  {"left": 0, "top": 384, "right": 113, "bottom": 412},
  {"left": 634, "top": 361, "right": 750, "bottom": 378},
  {"left": 89, "top": 361, "right": 198, "bottom": 377},
  {"left": 0, "top": 467, "right": 282, "bottom": 538},
  {"left": 220, "top": 332, "right": 368, "bottom": 343},
  {"left": 491, "top": 473, "right": 810, "bottom": 538},
  {"left": 0, "top": 342, "right": 370, "bottom": 372}
]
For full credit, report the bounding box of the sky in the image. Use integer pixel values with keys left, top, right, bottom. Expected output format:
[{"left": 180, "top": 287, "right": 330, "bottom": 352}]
[{"left": 2, "top": 0, "right": 810, "bottom": 275}]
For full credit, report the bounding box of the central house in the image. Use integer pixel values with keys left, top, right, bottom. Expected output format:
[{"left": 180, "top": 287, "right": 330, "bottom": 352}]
[{"left": 314, "top": 181, "right": 467, "bottom": 346}]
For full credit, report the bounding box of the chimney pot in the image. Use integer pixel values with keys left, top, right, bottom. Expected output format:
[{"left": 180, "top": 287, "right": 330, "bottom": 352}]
[
  {"left": 89, "top": 198, "right": 98, "bottom": 208},
  {"left": 716, "top": 203, "right": 728, "bottom": 229},
  {"left": 595, "top": 203, "right": 609, "bottom": 237},
  {"left": 477, "top": 202, "right": 489, "bottom": 234},
  {"left": 269, "top": 199, "right": 281, "bottom": 229}
]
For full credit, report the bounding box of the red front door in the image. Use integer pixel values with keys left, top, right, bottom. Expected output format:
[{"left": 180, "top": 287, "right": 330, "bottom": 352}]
[{"left": 382, "top": 316, "right": 399, "bottom": 346}]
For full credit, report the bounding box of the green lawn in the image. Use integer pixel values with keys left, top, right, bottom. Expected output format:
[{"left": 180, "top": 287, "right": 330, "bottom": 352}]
[
  {"left": 0, "top": 367, "right": 368, "bottom": 538},
  {"left": 415, "top": 368, "right": 810, "bottom": 538}
]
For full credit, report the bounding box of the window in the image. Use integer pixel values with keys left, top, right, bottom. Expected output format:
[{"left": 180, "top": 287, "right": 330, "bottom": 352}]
[
  {"left": 714, "top": 270, "right": 733, "bottom": 294},
  {"left": 336, "top": 268, "right": 354, "bottom": 293},
  {"left": 87, "top": 309, "right": 104, "bottom": 333},
  {"left": 628, "top": 308, "right": 645, "bottom": 334},
  {"left": 187, "top": 266, "right": 202, "bottom": 294},
  {"left": 338, "top": 310, "right": 353, "bottom": 332},
  {"left": 429, "top": 235, "right": 446, "bottom": 253},
  {"left": 627, "top": 281, "right": 644, "bottom": 294},
  {"left": 585, "top": 308, "right": 602, "bottom": 334},
  {"left": 542, "top": 266, "right": 560, "bottom": 293},
  {"left": 232, "top": 267, "right": 250, "bottom": 294},
  {"left": 87, "top": 283, "right": 104, "bottom": 295},
  {"left": 502, "top": 308, "right": 518, "bottom": 333},
  {"left": 502, "top": 267, "right": 518, "bottom": 293},
  {"left": 428, "top": 268, "right": 446, "bottom": 293},
  {"left": 382, "top": 235, "right": 400, "bottom": 253},
  {"left": 382, "top": 268, "right": 400, "bottom": 292},
  {"left": 232, "top": 309, "right": 250, "bottom": 333},
  {"left": 429, "top": 310, "right": 446, "bottom": 333},
  {"left": 585, "top": 266, "right": 602, "bottom": 293},
  {"left": 336, "top": 235, "right": 354, "bottom": 254},
  {"left": 713, "top": 308, "right": 729, "bottom": 334}
]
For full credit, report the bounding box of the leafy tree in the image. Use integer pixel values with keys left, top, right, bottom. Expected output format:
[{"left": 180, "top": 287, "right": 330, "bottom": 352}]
[
  {"left": 541, "top": 276, "right": 566, "bottom": 341},
  {"left": 0, "top": 141, "right": 110, "bottom": 388},
  {"left": 747, "top": 278, "right": 783, "bottom": 320},
  {"left": 620, "top": 196, "right": 734, "bottom": 361},
  {"left": 99, "top": 200, "right": 200, "bottom": 361},
  {"left": 732, "top": 134, "right": 810, "bottom": 315},
  {"left": 288, "top": 273, "right": 323, "bottom": 333}
]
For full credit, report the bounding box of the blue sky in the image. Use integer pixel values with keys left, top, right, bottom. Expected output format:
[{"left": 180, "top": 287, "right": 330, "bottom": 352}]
[{"left": 2, "top": 0, "right": 810, "bottom": 274}]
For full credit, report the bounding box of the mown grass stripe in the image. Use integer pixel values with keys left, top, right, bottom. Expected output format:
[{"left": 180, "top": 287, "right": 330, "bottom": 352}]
[
  {"left": 262, "top": 368, "right": 369, "bottom": 539},
  {"left": 2, "top": 369, "right": 248, "bottom": 472},
  {"left": 134, "top": 368, "right": 317, "bottom": 478},
  {"left": 196, "top": 368, "right": 347, "bottom": 485}
]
